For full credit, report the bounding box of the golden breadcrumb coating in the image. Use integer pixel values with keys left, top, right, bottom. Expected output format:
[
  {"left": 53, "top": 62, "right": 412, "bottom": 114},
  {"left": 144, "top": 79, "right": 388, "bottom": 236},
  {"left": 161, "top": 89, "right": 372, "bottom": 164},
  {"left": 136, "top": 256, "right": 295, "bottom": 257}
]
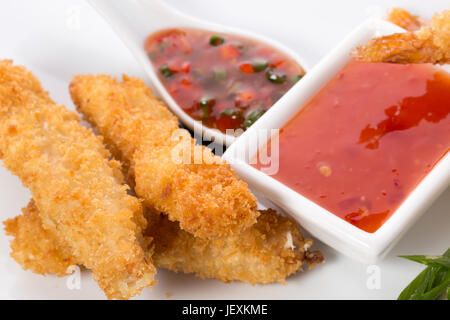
[
  {"left": 6, "top": 202, "right": 323, "bottom": 284},
  {"left": 387, "top": 8, "right": 423, "bottom": 31},
  {"left": 0, "top": 60, "right": 156, "bottom": 299},
  {"left": 353, "top": 10, "right": 450, "bottom": 64},
  {"left": 147, "top": 208, "right": 323, "bottom": 283},
  {"left": 69, "top": 74, "right": 259, "bottom": 238},
  {"left": 4, "top": 201, "right": 79, "bottom": 277}
]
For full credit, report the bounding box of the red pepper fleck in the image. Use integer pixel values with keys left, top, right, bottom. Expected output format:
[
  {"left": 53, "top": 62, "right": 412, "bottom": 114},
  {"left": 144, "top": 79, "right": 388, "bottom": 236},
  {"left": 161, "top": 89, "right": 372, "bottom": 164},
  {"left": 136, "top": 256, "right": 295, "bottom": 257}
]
[
  {"left": 220, "top": 44, "right": 241, "bottom": 59},
  {"left": 181, "top": 61, "right": 190, "bottom": 73},
  {"left": 237, "top": 88, "right": 257, "bottom": 102},
  {"left": 270, "top": 59, "right": 285, "bottom": 68},
  {"left": 239, "top": 63, "right": 254, "bottom": 74},
  {"left": 180, "top": 79, "right": 192, "bottom": 87}
]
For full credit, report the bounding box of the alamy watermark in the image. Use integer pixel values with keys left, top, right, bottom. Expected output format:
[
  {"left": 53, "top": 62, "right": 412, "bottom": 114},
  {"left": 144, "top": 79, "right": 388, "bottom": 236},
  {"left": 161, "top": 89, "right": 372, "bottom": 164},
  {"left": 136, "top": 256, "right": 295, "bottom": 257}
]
[
  {"left": 66, "top": 265, "right": 81, "bottom": 290},
  {"left": 65, "top": 5, "right": 81, "bottom": 31},
  {"left": 169, "top": 122, "right": 280, "bottom": 175},
  {"left": 366, "top": 265, "right": 381, "bottom": 290}
]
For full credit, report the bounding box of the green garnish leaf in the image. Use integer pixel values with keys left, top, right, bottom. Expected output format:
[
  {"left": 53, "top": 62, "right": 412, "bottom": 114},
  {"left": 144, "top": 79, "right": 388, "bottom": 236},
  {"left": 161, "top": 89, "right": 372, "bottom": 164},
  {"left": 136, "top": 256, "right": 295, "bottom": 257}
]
[
  {"left": 242, "top": 109, "right": 265, "bottom": 128},
  {"left": 443, "top": 248, "right": 450, "bottom": 257},
  {"left": 398, "top": 267, "right": 433, "bottom": 300},
  {"left": 398, "top": 248, "right": 450, "bottom": 300},
  {"left": 265, "top": 69, "right": 287, "bottom": 84},
  {"left": 209, "top": 35, "right": 224, "bottom": 46},
  {"left": 148, "top": 52, "right": 156, "bottom": 60},
  {"left": 252, "top": 60, "right": 268, "bottom": 72},
  {"left": 399, "top": 255, "right": 450, "bottom": 269},
  {"left": 415, "top": 270, "right": 450, "bottom": 300},
  {"left": 213, "top": 69, "right": 227, "bottom": 81},
  {"left": 159, "top": 64, "right": 173, "bottom": 78}
]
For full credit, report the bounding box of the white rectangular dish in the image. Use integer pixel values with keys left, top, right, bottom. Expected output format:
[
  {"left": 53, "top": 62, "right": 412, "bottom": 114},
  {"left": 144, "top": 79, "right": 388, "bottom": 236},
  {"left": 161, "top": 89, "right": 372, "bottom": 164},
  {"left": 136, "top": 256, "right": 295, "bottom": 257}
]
[{"left": 223, "top": 18, "right": 450, "bottom": 263}]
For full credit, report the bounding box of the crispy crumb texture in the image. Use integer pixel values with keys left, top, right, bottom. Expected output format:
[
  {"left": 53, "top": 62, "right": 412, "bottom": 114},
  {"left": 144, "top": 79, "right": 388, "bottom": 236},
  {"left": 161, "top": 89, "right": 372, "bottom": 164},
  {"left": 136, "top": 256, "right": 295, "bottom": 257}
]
[
  {"left": 387, "top": 8, "right": 423, "bottom": 32},
  {"left": 1, "top": 62, "right": 323, "bottom": 295},
  {"left": 7, "top": 202, "right": 323, "bottom": 284},
  {"left": 69, "top": 74, "right": 259, "bottom": 238},
  {"left": 0, "top": 60, "right": 156, "bottom": 299},
  {"left": 147, "top": 208, "right": 323, "bottom": 284},
  {"left": 4, "top": 201, "right": 79, "bottom": 277},
  {"left": 353, "top": 10, "right": 450, "bottom": 64}
]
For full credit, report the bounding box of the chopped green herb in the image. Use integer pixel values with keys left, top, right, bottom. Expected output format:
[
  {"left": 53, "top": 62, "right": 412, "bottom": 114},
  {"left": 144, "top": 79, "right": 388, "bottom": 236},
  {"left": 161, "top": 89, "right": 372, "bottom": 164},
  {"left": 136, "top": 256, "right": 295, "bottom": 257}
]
[
  {"left": 159, "top": 64, "right": 173, "bottom": 78},
  {"left": 290, "top": 74, "right": 304, "bottom": 83},
  {"left": 213, "top": 69, "right": 227, "bottom": 81},
  {"left": 199, "top": 97, "right": 213, "bottom": 119},
  {"left": 157, "top": 42, "right": 166, "bottom": 52},
  {"left": 209, "top": 35, "right": 224, "bottom": 46},
  {"left": 266, "top": 69, "right": 287, "bottom": 84},
  {"left": 251, "top": 60, "right": 268, "bottom": 72},
  {"left": 221, "top": 108, "right": 240, "bottom": 117},
  {"left": 242, "top": 109, "right": 265, "bottom": 128},
  {"left": 148, "top": 52, "right": 156, "bottom": 60}
]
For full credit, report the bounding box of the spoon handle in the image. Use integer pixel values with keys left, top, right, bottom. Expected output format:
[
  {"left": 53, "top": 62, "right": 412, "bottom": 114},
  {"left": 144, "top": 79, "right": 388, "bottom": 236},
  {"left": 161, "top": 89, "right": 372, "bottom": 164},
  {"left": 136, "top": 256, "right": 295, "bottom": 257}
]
[{"left": 89, "top": 0, "right": 199, "bottom": 38}]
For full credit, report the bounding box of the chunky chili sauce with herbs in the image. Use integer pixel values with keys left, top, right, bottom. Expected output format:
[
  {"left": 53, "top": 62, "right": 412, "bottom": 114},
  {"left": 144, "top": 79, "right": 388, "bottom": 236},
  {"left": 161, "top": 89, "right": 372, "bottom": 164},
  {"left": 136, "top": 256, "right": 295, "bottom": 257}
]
[
  {"left": 145, "top": 29, "right": 305, "bottom": 132},
  {"left": 254, "top": 60, "right": 450, "bottom": 233}
]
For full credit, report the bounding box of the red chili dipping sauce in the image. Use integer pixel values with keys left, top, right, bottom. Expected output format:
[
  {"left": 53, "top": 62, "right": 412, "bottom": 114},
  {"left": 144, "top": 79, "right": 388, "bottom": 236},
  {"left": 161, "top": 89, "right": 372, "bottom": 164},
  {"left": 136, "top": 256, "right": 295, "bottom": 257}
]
[
  {"left": 145, "top": 29, "right": 305, "bottom": 133},
  {"left": 254, "top": 60, "right": 450, "bottom": 233}
]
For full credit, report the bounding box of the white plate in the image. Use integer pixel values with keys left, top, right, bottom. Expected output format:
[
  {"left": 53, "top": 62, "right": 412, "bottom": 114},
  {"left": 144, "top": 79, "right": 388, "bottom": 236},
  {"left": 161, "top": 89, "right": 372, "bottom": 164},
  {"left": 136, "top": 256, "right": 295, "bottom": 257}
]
[{"left": 0, "top": 0, "right": 449, "bottom": 300}]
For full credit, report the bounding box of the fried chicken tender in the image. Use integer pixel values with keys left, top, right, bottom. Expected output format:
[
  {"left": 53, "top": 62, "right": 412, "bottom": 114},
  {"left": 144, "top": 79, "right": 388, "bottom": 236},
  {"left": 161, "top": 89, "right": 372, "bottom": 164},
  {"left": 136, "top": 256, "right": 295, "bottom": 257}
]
[
  {"left": 387, "top": 8, "right": 423, "bottom": 31},
  {"left": 0, "top": 60, "right": 156, "bottom": 299},
  {"left": 69, "top": 75, "right": 259, "bottom": 238},
  {"left": 353, "top": 10, "right": 450, "bottom": 64},
  {"left": 6, "top": 201, "right": 323, "bottom": 284},
  {"left": 147, "top": 208, "right": 323, "bottom": 283},
  {"left": 4, "top": 201, "right": 79, "bottom": 277}
]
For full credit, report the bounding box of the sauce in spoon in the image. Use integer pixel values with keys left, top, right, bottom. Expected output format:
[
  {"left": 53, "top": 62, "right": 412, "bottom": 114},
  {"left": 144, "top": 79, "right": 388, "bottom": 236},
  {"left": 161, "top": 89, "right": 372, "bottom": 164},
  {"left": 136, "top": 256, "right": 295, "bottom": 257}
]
[{"left": 145, "top": 28, "right": 305, "bottom": 133}]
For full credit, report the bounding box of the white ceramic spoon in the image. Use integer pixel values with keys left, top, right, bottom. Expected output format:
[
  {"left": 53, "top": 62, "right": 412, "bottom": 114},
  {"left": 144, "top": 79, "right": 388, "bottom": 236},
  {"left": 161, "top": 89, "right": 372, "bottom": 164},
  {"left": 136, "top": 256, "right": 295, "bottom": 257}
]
[{"left": 88, "top": 0, "right": 309, "bottom": 146}]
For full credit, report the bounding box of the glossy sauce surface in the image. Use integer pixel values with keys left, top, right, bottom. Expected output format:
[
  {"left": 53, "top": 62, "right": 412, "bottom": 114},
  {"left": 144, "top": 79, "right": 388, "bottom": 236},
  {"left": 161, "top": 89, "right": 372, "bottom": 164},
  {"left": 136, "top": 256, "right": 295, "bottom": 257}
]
[
  {"left": 145, "top": 28, "right": 304, "bottom": 132},
  {"left": 255, "top": 60, "right": 450, "bottom": 233}
]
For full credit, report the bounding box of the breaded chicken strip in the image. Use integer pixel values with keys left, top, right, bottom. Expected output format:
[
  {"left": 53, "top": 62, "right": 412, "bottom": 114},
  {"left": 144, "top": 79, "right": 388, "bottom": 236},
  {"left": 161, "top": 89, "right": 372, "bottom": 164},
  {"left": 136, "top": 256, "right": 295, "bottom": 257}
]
[
  {"left": 0, "top": 60, "right": 156, "bottom": 299},
  {"left": 147, "top": 208, "right": 323, "bottom": 283},
  {"left": 387, "top": 8, "right": 423, "bottom": 31},
  {"left": 4, "top": 200, "right": 79, "bottom": 277},
  {"left": 70, "top": 75, "right": 259, "bottom": 238},
  {"left": 353, "top": 10, "right": 450, "bottom": 64},
  {"left": 6, "top": 201, "right": 323, "bottom": 284}
]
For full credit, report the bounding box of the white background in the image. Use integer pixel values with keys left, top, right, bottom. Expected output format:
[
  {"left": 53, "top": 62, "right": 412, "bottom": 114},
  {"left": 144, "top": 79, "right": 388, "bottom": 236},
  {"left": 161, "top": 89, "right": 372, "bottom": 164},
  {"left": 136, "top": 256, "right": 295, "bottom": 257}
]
[{"left": 0, "top": 0, "right": 448, "bottom": 299}]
